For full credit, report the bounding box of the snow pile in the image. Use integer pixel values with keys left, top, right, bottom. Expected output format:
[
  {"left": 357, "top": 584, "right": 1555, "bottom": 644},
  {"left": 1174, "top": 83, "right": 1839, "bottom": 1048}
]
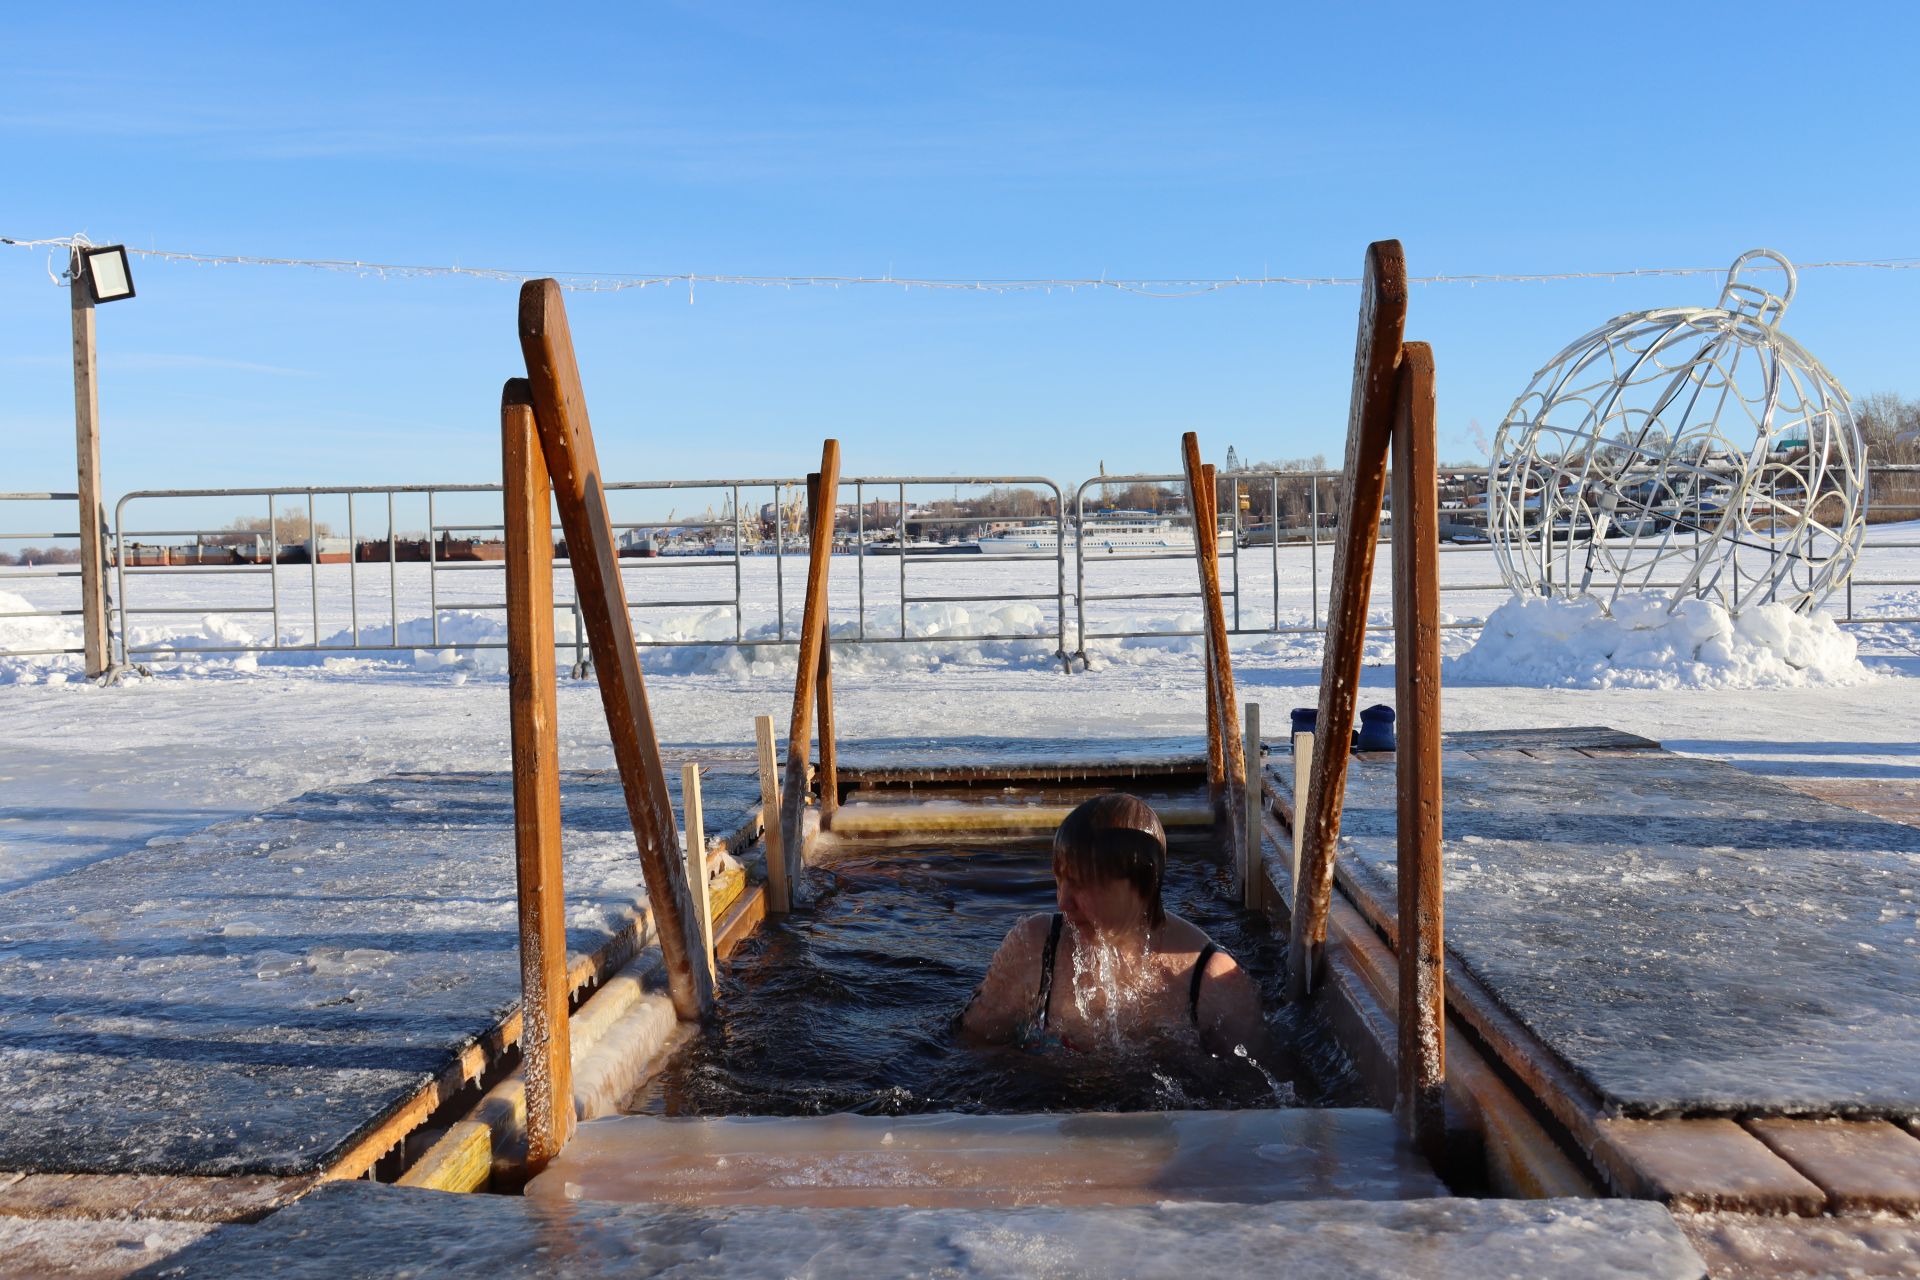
[
  {"left": 1448, "top": 593, "right": 1873, "bottom": 690},
  {"left": 0, "top": 590, "right": 80, "bottom": 685}
]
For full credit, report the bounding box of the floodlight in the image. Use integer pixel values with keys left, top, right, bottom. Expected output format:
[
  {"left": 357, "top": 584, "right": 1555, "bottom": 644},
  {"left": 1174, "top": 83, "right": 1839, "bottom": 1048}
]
[{"left": 80, "top": 245, "right": 135, "bottom": 304}]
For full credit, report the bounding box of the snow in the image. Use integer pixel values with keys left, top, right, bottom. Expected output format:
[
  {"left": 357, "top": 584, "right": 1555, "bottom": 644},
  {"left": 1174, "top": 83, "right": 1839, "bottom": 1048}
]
[
  {"left": 3, "top": 549, "right": 1918, "bottom": 899},
  {"left": 1449, "top": 593, "right": 1874, "bottom": 690}
]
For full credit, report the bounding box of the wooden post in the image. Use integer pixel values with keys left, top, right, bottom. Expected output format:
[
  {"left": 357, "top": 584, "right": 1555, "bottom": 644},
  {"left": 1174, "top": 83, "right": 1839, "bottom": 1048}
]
[
  {"left": 1182, "top": 436, "right": 1247, "bottom": 878},
  {"left": 754, "top": 714, "right": 789, "bottom": 914},
  {"left": 1288, "top": 240, "right": 1407, "bottom": 1000},
  {"left": 501, "top": 379, "right": 573, "bottom": 1171},
  {"left": 1243, "top": 701, "right": 1262, "bottom": 910},
  {"left": 517, "top": 280, "right": 713, "bottom": 1020},
  {"left": 779, "top": 441, "right": 841, "bottom": 887},
  {"left": 1198, "top": 466, "right": 1224, "bottom": 790},
  {"left": 681, "top": 762, "right": 716, "bottom": 981},
  {"left": 69, "top": 250, "right": 109, "bottom": 680},
  {"left": 807, "top": 472, "right": 839, "bottom": 827},
  {"left": 1290, "top": 730, "right": 1313, "bottom": 908},
  {"left": 1392, "top": 342, "right": 1445, "bottom": 1161}
]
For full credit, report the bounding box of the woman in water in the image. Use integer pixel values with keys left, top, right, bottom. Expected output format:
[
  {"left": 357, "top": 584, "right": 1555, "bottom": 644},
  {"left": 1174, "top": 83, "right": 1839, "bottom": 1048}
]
[{"left": 958, "top": 793, "right": 1274, "bottom": 1067}]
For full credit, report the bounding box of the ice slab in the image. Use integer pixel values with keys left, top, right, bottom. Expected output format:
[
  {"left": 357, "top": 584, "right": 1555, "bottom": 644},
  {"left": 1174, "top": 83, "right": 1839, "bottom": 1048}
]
[
  {"left": 151, "top": 1179, "right": 1706, "bottom": 1278},
  {"left": 524, "top": 1109, "right": 1445, "bottom": 1208},
  {"left": 1332, "top": 734, "right": 1920, "bottom": 1117},
  {"left": 0, "top": 767, "right": 758, "bottom": 1176}
]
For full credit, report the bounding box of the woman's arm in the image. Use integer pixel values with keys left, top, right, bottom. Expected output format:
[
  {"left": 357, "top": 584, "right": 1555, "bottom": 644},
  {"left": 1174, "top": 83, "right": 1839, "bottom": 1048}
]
[
  {"left": 956, "top": 913, "right": 1049, "bottom": 1044},
  {"left": 1194, "top": 949, "right": 1278, "bottom": 1064}
]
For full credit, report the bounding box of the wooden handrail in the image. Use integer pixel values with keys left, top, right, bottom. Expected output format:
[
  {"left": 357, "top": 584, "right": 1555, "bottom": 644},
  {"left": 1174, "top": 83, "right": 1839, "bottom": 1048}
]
[
  {"left": 779, "top": 440, "right": 842, "bottom": 896},
  {"left": 1182, "top": 435, "right": 1248, "bottom": 879},
  {"left": 1391, "top": 341, "right": 1445, "bottom": 1161},
  {"left": 517, "top": 279, "right": 713, "bottom": 1020},
  {"left": 808, "top": 472, "right": 839, "bottom": 827},
  {"left": 501, "top": 378, "right": 573, "bottom": 1172},
  {"left": 1288, "top": 240, "right": 1407, "bottom": 1000}
]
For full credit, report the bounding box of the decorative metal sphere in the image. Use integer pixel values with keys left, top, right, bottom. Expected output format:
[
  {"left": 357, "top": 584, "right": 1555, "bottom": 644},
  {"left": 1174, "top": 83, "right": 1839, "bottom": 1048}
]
[{"left": 1489, "top": 250, "right": 1866, "bottom": 616}]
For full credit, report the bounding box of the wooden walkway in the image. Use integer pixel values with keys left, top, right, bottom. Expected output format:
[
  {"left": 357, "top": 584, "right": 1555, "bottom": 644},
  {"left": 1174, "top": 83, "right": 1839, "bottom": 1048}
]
[{"left": 1272, "top": 726, "right": 1920, "bottom": 1215}]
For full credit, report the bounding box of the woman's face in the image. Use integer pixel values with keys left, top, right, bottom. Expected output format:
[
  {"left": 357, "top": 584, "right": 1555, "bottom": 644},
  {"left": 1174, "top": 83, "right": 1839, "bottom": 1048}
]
[{"left": 1054, "top": 863, "right": 1150, "bottom": 937}]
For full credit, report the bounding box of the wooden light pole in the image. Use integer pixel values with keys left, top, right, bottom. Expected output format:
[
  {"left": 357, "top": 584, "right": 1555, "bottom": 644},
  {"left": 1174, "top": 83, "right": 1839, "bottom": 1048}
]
[{"left": 69, "top": 249, "right": 110, "bottom": 679}]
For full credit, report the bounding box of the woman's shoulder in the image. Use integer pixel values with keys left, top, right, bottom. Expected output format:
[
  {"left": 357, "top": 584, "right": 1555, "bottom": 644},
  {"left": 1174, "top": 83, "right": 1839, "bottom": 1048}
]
[
  {"left": 997, "top": 910, "right": 1057, "bottom": 956},
  {"left": 1162, "top": 915, "right": 1242, "bottom": 974}
]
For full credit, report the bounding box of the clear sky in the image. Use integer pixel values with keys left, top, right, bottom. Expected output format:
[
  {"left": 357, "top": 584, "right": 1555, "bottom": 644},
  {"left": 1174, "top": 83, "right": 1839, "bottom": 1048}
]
[{"left": 4, "top": 1, "right": 1917, "bottom": 508}]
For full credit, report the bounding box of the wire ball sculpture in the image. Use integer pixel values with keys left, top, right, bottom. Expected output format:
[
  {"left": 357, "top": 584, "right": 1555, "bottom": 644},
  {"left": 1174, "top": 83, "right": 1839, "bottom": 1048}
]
[{"left": 1489, "top": 250, "right": 1866, "bottom": 616}]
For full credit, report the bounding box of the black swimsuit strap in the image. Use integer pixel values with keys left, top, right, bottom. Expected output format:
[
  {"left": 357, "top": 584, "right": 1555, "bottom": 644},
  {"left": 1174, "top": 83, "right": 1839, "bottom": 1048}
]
[
  {"left": 1034, "top": 913, "right": 1066, "bottom": 1031},
  {"left": 1189, "top": 942, "right": 1219, "bottom": 1026}
]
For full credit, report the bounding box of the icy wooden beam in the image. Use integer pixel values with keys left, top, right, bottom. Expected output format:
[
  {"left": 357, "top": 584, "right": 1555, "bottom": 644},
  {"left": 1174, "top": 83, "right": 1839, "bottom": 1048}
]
[
  {"left": 1288, "top": 239, "right": 1407, "bottom": 1000},
  {"left": 1391, "top": 341, "right": 1445, "bottom": 1162},
  {"left": 501, "top": 378, "right": 573, "bottom": 1170},
  {"left": 517, "top": 279, "right": 713, "bottom": 1020},
  {"left": 807, "top": 471, "right": 839, "bottom": 827},
  {"left": 1182, "top": 436, "right": 1247, "bottom": 879},
  {"left": 754, "top": 713, "right": 790, "bottom": 914},
  {"left": 779, "top": 441, "right": 841, "bottom": 887},
  {"left": 681, "top": 762, "right": 716, "bottom": 982}
]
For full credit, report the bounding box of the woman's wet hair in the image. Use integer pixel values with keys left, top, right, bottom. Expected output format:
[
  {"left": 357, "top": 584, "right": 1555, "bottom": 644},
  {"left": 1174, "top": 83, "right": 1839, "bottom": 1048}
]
[{"left": 1052, "top": 793, "right": 1168, "bottom": 927}]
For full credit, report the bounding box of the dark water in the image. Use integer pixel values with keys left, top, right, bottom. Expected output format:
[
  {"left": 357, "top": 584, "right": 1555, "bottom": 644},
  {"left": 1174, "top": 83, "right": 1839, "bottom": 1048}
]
[{"left": 630, "top": 844, "right": 1366, "bottom": 1116}]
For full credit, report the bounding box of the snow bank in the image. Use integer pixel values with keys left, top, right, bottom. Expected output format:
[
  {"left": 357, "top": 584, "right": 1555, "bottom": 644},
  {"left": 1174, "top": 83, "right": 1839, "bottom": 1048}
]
[
  {"left": 0, "top": 590, "right": 81, "bottom": 685},
  {"left": 1448, "top": 593, "right": 1873, "bottom": 690}
]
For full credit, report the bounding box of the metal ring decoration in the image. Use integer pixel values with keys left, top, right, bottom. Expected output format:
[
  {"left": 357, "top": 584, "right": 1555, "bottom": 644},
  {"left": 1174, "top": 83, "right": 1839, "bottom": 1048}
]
[{"left": 1489, "top": 249, "right": 1866, "bottom": 616}]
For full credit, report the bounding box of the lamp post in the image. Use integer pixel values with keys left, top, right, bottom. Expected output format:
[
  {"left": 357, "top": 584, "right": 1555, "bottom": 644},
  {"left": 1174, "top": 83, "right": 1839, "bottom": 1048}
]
[{"left": 69, "top": 244, "right": 135, "bottom": 680}]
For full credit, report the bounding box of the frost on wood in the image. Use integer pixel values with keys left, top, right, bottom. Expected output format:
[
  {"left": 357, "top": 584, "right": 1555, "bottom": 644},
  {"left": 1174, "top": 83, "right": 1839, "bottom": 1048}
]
[
  {"left": 0, "top": 767, "right": 756, "bottom": 1176},
  {"left": 1337, "top": 734, "right": 1920, "bottom": 1118}
]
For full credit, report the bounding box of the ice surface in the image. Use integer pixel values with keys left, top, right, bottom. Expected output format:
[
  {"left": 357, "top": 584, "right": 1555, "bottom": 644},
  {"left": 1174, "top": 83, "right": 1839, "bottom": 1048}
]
[
  {"left": 524, "top": 1110, "right": 1444, "bottom": 1208},
  {"left": 1450, "top": 593, "right": 1873, "bottom": 690},
  {"left": 0, "top": 768, "right": 757, "bottom": 1176},
  {"left": 151, "top": 1179, "right": 1706, "bottom": 1278},
  {"left": 0, "top": 1213, "right": 217, "bottom": 1279},
  {"left": 1332, "top": 740, "right": 1920, "bottom": 1117}
]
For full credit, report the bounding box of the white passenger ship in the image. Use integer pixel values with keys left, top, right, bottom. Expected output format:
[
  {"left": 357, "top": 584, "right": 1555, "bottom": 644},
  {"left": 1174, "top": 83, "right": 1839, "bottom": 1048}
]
[{"left": 976, "top": 510, "right": 1199, "bottom": 556}]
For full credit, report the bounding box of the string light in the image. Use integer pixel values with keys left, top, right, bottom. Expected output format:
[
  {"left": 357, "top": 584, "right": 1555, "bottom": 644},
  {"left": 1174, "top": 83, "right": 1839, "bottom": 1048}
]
[{"left": 6, "top": 233, "right": 1919, "bottom": 300}]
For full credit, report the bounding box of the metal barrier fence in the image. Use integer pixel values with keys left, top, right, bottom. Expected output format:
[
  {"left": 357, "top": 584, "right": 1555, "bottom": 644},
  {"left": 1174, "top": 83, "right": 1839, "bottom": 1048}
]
[
  {"left": 0, "top": 492, "right": 87, "bottom": 658},
  {"left": 105, "top": 477, "right": 1071, "bottom": 668},
  {"left": 3, "top": 465, "right": 1914, "bottom": 670}
]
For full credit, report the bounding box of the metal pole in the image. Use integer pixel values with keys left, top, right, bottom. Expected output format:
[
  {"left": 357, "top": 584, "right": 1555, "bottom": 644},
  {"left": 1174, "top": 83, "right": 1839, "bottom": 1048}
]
[
  {"left": 1074, "top": 481, "right": 1088, "bottom": 661},
  {"left": 68, "top": 249, "right": 109, "bottom": 679},
  {"left": 1230, "top": 475, "right": 1242, "bottom": 632},
  {"left": 1054, "top": 483, "right": 1068, "bottom": 669},
  {"left": 386, "top": 490, "right": 398, "bottom": 646},
  {"left": 307, "top": 491, "right": 320, "bottom": 648},
  {"left": 1310, "top": 477, "right": 1321, "bottom": 631},
  {"left": 732, "top": 484, "right": 743, "bottom": 643},
  {"left": 1270, "top": 475, "right": 1281, "bottom": 631},
  {"left": 347, "top": 492, "right": 359, "bottom": 646},
  {"left": 897, "top": 481, "right": 907, "bottom": 639},
  {"left": 268, "top": 493, "right": 280, "bottom": 646},
  {"left": 774, "top": 482, "right": 786, "bottom": 642},
  {"left": 855, "top": 480, "right": 867, "bottom": 640},
  {"left": 427, "top": 489, "right": 440, "bottom": 646}
]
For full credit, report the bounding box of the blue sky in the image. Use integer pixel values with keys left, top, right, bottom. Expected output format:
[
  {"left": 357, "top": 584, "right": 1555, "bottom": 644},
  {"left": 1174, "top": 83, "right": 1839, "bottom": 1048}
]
[{"left": 4, "top": 1, "right": 1917, "bottom": 510}]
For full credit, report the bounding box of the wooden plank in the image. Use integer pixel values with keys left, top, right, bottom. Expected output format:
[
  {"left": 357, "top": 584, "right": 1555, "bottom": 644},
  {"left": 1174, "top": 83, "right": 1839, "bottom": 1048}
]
[
  {"left": 808, "top": 473, "right": 839, "bottom": 827},
  {"left": 779, "top": 442, "right": 842, "bottom": 890},
  {"left": 517, "top": 279, "right": 712, "bottom": 1021},
  {"left": 396, "top": 1120, "right": 493, "bottom": 1193},
  {"left": 1290, "top": 732, "right": 1312, "bottom": 908},
  {"left": 1182, "top": 439, "right": 1245, "bottom": 878},
  {"left": 1289, "top": 238, "right": 1407, "bottom": 1000},
  {"left": 681, "top": 763, "right": 716, "bottom": 981},
  {"left": 0, "top": 1173, "right": 307, "bottom": 1223},
  {"left": 1594, "top": 1118, "right": 1826, "bottom": 1212},
  {"left": 501, "top": 379, "right": 573, "bottom": 1173},
  {"left": 1390, "top": 342, "right": 1444, "bottom": 1163},
  {"left": 715, "top": 883, "right": 768, "bottom": 959},
  {"left": 754, "top": 714, "right": 789, "bottom": 913},
  {"left": 1746, "top": 1118, "right": 1920, "bottom": 1212},
  {"left": 827, "top": 802, "right": 1214, "bottom": 836}
]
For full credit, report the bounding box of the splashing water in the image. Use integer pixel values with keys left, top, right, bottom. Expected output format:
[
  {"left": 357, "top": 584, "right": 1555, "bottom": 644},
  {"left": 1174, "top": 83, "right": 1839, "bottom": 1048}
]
[{"left": 1234, "top": 1043, "right": 1298, "bottom": 1105}]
